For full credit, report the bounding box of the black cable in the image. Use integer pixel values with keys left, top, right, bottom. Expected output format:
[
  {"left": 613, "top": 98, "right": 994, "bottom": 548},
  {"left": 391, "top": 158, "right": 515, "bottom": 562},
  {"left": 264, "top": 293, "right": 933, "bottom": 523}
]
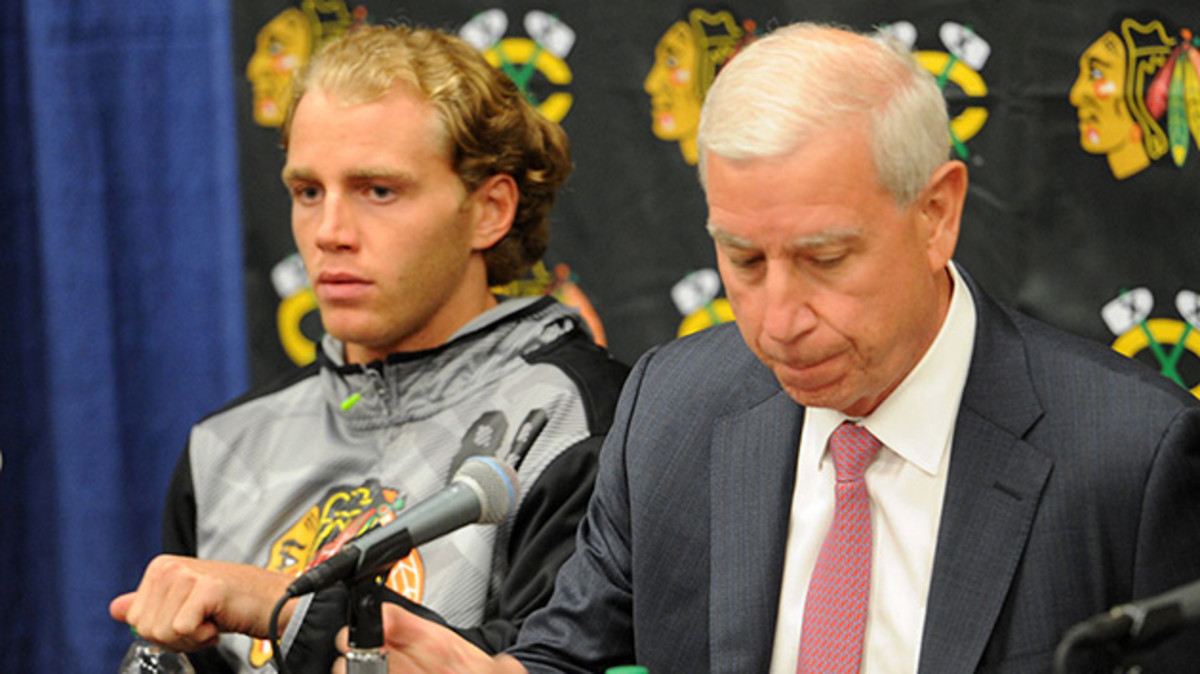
[
  {"left": 270, "top": 589, "right": 296, "bottom": 674},
  {"left": 1052, "top": 626, "right": 1080, "bottom": 674}
]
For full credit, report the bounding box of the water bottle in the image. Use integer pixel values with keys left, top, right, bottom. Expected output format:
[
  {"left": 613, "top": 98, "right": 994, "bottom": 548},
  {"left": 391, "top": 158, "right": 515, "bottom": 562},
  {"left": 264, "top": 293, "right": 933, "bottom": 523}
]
[{"left": 117, "top": 629, "right": 196, "bottom": 674}]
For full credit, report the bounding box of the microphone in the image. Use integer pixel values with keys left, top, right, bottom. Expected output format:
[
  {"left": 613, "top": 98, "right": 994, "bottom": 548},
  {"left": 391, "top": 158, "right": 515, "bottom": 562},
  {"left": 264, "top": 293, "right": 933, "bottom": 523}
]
[
  {"left": 1054, "top": 577, "right": 1200, "bottom": 672},
  {"left": 286, "top": 456, "right": 518, "bottom": 596}
]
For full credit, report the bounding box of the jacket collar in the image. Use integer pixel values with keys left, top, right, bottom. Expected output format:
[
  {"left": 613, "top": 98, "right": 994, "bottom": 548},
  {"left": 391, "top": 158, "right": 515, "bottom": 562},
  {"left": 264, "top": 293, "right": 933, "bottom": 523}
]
[{"left": 317, "top": 297, "right": 581, "bottom": 429}]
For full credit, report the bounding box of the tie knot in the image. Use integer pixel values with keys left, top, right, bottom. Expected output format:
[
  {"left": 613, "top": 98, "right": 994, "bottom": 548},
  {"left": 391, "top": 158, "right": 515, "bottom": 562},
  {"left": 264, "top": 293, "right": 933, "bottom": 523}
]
[{"left": 828, "top": 422, "right": 881, "bottom": 482}]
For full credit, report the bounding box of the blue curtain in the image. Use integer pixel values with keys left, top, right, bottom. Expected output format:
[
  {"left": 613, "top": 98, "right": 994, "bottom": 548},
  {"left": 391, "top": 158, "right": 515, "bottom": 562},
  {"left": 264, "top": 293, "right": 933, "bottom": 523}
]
[{"left": 0, "top": 0, "right": 247, "bottom": 670}]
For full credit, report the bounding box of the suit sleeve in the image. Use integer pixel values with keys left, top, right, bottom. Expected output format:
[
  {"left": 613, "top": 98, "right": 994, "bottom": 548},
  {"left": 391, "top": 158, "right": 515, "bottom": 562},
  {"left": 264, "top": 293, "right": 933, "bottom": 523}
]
[{"left": 1129, "top": 405, "right": 1200, "bottom": 666}]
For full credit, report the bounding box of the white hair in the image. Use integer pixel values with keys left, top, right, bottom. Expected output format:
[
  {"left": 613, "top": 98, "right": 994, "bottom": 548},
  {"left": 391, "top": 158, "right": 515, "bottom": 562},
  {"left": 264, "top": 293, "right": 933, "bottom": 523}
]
[{"left": 697, "top": 22, "right": 950, "bottom": 206}]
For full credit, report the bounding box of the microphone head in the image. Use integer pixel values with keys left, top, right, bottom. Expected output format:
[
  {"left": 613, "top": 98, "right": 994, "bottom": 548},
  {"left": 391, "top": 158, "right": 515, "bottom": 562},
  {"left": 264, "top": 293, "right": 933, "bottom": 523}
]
[{"left": 453, "top": 456, "right": 519, "bottom": 524}]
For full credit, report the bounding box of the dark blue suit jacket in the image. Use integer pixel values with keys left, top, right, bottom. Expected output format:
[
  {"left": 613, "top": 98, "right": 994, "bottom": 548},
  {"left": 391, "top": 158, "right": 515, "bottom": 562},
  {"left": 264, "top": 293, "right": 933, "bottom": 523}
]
[{"left": 511, "top": 274, "right": 1200, "bottom": 673}]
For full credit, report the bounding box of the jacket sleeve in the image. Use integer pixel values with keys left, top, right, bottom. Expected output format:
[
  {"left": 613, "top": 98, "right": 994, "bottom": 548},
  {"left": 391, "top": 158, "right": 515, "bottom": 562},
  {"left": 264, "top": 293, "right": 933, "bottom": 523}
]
[
  {"left": 283, "top": 436, "right": 603, "bottom": 672},
  {"left": 1127, "top": 405, "right": 1200, "bottom": 669},
  {"left": 467, "top": 434, "right": 602, "bottom": 651},
  {"left": 162, "top": 442, "right": 197, "bottom": 556},
  {"left": 159, "top": 440, "right": 239, "bottom": 674}
]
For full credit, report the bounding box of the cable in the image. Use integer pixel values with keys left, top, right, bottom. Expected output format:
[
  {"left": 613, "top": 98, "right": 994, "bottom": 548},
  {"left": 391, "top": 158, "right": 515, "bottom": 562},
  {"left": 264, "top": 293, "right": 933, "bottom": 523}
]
[
  {"left": 1052, "top": 627, "right": 1080, "bottom": 674},
  {"left": 269, "top": 589, "right": 296, "bottom": 674}
]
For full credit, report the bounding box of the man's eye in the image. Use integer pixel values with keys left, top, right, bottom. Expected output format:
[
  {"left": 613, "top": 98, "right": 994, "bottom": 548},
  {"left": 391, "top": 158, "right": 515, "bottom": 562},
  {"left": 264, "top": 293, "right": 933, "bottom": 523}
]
[
  {"left": 365, "top": 185, "right": 396, "bottom": 202},
  {"left": 292, "top": 185, "right": 321, "bottom": 203},
  {"left": 810, "top": 254, "right": 847, "bottom": 269}
]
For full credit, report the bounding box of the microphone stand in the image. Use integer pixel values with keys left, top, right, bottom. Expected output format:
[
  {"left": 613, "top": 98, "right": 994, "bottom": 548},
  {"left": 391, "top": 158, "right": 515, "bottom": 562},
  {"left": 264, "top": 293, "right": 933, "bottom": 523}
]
[
  {"left": 343, "top": 523, "right": 418, "bottom": 672},
  {"left": 346, "top": 573, "right": 388, "bottom": 673}
]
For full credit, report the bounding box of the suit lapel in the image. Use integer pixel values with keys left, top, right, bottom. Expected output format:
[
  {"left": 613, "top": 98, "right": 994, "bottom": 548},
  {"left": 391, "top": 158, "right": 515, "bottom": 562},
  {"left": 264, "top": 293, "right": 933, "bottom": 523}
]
[
  {"left": 918, "top": 277, "right": 1051, "bottom": 674},
  {"left": 919, "top": 412, "right": 1051, "bottom": 672},
  {"left": 709, "top": 374, "right": 804, "bottom": 674}
]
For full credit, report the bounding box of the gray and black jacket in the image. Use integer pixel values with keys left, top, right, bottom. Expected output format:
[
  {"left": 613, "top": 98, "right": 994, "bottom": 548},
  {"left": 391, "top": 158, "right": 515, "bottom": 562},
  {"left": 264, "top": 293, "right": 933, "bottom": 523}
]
[{"left": 162, "top": 297, "right": 629, "bottom": 673}]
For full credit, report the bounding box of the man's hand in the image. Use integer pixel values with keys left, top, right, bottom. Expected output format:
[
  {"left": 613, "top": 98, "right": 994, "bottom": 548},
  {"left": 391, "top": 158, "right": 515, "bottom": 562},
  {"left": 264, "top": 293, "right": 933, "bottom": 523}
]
[
  {"left": 333, "top": 603, "right": 528, "bottom": 674},
  {"left": 109, "top": 555, "right": 297, "bottom": 652}
]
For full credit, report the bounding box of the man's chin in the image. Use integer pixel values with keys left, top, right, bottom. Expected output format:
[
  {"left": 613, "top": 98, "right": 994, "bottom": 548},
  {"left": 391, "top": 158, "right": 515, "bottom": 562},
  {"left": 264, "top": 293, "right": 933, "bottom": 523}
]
[
  {"left": 778, "top": 378, "right": 847, "bottom": 411},
  {"left": 778, "top": 375, "right": 885, "bottom": 416},
  {"left": 322, "top": 319, "right": 387, "bottom": 349}
]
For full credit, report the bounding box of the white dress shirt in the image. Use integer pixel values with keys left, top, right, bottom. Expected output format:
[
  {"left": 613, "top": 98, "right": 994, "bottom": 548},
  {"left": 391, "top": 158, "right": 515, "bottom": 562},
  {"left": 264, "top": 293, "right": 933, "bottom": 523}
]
[{"left": 769, "top": 262, "right": 977, "bottom": 673}]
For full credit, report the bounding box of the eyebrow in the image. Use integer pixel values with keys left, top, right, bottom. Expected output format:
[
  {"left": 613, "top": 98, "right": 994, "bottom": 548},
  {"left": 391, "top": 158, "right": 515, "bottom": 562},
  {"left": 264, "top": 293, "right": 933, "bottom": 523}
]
[
  {"left": 281, "top": 166, "right": 313, "bottom": 185},
  {"left": 280, "top": 166, "right": 417, "bottom": 185},
  {"left": 706, "top": 221, "right": 864, "bottom": 251}
]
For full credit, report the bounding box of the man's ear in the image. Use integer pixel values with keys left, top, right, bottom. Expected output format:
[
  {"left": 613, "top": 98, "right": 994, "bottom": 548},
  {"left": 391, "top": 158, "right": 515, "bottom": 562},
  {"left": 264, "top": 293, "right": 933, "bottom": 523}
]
[
  {"left": 915, "top": 160, "right": 967, "bottom": 271},
  {"left": 468, "top": 174, "right": 518, "bottom": 250}
]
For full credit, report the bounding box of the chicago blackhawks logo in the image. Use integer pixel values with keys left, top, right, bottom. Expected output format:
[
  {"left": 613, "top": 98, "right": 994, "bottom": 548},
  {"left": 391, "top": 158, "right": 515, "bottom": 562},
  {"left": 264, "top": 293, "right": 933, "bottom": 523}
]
[
  {"left": 246, "top": 0, "right": 362, "bottom": 127},
  {"left": 272, "top": 253, "right": 319, "bottom": 365},
  {"left": 644, "top": 8, "right": 758, "bottom": 165},
  {"left": 1102, "top": 287, "right": 1200, "bottom": 397},
  {"left": 249, "top": 480, "right": 420, "bottom": 666},
  {"left": 1070, "top": 15, "right": 1200, "bottom": 179},
  {"left": 880, "top": 21, "right": 992, "bottom": 162},
  {"left": 673, "top": 268, "right": 734, "bottom": 337},
  {"left": 460, "top": 9, "right": 577, "bottom": 123}
]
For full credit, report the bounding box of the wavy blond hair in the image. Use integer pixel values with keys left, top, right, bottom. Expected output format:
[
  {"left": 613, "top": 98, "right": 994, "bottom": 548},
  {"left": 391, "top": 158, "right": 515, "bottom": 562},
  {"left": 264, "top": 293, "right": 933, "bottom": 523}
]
[{"left": 282, "top": 25, "right": 572, "bottom": 285}]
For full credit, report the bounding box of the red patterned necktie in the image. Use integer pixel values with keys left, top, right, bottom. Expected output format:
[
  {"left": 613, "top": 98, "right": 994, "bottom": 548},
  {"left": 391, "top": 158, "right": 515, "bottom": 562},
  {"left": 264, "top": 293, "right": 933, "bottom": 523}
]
[{"left": 797, "top": 422, "right": 882, "bottom": 674}]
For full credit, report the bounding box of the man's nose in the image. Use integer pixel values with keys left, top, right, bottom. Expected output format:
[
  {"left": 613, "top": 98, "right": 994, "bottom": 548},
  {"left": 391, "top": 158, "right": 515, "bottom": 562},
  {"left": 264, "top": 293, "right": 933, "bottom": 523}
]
[
  {"left": 761, "top": 267, "right": 818, "bottom": 344},
  {"left": 315, "top": 195, "right": 358, "bottom": 251}
]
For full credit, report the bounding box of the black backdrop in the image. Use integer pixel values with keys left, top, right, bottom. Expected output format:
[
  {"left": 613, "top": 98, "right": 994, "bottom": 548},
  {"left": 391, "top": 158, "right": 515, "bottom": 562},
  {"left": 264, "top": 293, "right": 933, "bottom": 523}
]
[{"left": 233, "top": 1, "right": 1200, "bottom": 397}]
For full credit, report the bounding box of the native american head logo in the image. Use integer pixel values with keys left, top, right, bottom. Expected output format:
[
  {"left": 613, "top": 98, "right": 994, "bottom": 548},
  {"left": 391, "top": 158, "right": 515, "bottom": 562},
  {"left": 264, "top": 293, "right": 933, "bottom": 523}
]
[
  {"left": 644, "top": 8, "right": 759, "bottom": 165},
  {"left": 245, "top": 0, "right": 363, "bottom": 127},
  {"left": 249, "top": 480, "right": 421, "bottom": 666},
  {"left": 1070, "top": 15, "right": 1199, "bottom": 179}
]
